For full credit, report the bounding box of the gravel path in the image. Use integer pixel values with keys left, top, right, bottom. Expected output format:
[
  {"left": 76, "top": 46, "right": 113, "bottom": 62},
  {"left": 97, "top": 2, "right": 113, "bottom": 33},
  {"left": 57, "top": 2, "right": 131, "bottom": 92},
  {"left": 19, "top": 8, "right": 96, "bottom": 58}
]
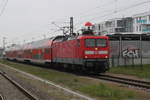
[
  {"left": 0, "top": 74, "right": 30, "bottom": 100},
  {"left": 0, "top": 63, "right": 88, "bottom": 100}
]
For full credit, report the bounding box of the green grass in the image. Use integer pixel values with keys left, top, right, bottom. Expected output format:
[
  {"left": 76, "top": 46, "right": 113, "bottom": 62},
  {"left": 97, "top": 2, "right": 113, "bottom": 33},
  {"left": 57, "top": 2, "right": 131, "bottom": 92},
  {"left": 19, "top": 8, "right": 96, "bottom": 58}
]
[
  {"left": 109, "top": 65, "right": 150, "bottom": 79},
  {"left": 0, "top": 60, "right": 150, "bottom": 100},
  {"left": 79, "top": 83, "right": 136, "bottom": 100}
]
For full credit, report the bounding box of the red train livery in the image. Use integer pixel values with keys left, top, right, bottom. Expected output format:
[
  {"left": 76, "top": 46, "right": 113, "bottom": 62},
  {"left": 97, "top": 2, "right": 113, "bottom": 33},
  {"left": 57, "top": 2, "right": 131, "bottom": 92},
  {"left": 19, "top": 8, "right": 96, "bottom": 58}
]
[{"left": 5, "top": 35, "right": 110, "bottom": 73}]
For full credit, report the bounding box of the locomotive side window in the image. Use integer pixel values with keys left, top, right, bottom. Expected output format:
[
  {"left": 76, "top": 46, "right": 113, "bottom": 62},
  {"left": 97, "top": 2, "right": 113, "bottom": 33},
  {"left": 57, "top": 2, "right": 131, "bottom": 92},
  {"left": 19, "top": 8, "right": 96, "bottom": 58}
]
[
  {"left": 45, "top": 48, "right": 50, "bottom": 54},
  {"left": 85, "top": 39, "right": 95, "bottom": 47},
  {"left": 96, "top": 39, "right": 107, "bottom": 47},
  {"left": 77, "top": 39, "right": 80, "bottom": 47}
]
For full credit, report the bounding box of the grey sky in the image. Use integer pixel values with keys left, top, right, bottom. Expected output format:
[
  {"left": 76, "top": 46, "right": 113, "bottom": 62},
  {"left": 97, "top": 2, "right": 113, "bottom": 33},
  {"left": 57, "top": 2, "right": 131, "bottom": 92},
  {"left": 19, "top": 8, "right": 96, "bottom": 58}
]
[{"left": 0, "top": 0, "right": 150, "bottom": 47}]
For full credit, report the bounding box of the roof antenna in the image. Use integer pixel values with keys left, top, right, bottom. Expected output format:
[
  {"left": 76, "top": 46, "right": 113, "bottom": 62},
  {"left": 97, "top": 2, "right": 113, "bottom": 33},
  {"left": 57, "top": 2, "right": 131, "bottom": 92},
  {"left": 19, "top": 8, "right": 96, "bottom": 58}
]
[{"left": 70, "top": 17, "right": 74, "bottom": 36}]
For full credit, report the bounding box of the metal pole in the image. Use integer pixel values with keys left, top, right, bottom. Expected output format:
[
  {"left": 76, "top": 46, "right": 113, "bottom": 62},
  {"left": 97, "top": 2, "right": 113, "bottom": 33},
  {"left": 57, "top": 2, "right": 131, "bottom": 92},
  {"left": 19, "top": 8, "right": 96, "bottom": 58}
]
[
  {"left": 140, "top": 34, "right": 143, "bottom": 68},
  {"left": 2, "top": 37, "right": 6, "bottom": 59},
  {"left": 70, "top": 17, "right": 74, "bottom": 35},
  {"left": 119, "top": 35, "right": 122, "bottom": 66}
]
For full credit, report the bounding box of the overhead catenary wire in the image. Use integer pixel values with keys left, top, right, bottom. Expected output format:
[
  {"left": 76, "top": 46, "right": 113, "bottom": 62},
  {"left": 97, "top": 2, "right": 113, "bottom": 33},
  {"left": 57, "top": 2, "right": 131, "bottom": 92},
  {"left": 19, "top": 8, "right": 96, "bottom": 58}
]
[
  {"left": 74, "top": 12, "right": 114, "bottom": 31},
  {"left": 0, "top": 0, "right": 5, "bottom": 11},
  {"left": 90, "top": 0, "right": 150, "bottom": 21},
  {"left": 73, "top": 0, "right": 117, "bottom": 29},
  {"left": 74, "top": 0, "right": 150, "bottom": 30},
  {"left": 75, "top": 0, "right": 115, "bottom": 18},
  {"left": 0, "top": 0, "right": 8, "bottom": 17}
]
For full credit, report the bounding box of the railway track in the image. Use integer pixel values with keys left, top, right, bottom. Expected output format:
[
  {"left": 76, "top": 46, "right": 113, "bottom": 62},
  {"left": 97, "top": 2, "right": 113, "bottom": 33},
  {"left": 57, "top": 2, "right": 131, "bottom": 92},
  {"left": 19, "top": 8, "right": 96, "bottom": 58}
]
[
  {"left": 93, "top": 74, "right": 150, "bottom": 90},
  {"left": 0, "top": 94, "right": 4, "bottom": 100},
  {"left": 0, "top": 70, "right": 39, "bottom": 100}
]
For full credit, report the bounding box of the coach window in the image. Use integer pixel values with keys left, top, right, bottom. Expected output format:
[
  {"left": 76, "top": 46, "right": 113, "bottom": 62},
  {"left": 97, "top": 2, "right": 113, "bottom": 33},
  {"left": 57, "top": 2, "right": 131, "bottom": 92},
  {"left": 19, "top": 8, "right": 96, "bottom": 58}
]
[
  {"left": 41, "top": 48, "right": 44, "bottom": 57},
  {"left": 46, "top": 48, "right": 50, "bottom": 54}
]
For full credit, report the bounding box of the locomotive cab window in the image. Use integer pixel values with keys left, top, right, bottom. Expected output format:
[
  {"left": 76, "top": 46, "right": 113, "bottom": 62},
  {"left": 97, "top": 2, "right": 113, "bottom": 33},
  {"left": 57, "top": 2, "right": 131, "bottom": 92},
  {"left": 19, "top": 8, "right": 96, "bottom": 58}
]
[
  {"left": 85, "top": 39, "right": 95, "bottom": 47},
  {"left": 85, "top": 39, "right": 107, "bottom": 47},
  {"left": 97, "top": 39, "right": 107, "bottom": 47}
]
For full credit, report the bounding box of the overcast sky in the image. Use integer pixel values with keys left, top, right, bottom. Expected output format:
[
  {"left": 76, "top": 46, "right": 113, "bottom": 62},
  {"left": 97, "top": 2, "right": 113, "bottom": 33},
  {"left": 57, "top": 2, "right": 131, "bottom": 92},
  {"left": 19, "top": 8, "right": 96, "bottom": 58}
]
[{"left": 0, "top": 0, "right": 150, "bottom": 47}]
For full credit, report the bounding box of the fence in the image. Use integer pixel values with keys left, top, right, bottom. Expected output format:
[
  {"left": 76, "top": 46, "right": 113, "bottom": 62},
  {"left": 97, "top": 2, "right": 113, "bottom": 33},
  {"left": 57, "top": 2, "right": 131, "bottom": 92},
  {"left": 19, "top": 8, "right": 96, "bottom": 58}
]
[{"left": 109, "top": 34, "right": 150, "bottom": 67}]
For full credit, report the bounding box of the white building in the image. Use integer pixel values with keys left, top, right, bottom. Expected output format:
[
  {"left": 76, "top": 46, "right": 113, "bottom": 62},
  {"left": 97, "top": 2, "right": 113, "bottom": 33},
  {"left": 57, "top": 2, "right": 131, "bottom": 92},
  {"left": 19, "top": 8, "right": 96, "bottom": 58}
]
[
  {"left": 133, "top": 12, "right": 150, "bottom": 33},
  {"left": 93, "top": 17, "right": 133, "bottom": 35}
]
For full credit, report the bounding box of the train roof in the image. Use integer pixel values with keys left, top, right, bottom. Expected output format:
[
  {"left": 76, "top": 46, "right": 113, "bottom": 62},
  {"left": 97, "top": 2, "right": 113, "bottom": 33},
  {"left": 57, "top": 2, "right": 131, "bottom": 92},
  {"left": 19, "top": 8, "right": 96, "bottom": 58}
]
[
  {"left": 5, "top": 44, "right": 22, "bottom": 52},
  {"left": 5, "top": 35, "right": 109, "bottom": 51},
  {"left": 6, "top": 38, "right": 53, "bottom": 51},
  {"left": 28, "top": 38, "right": 53, "bottom": 49},
  {"left": 77, "top": 35, "right": 109, "bottom": 39},
  {"left": 52, "top": 35, "right": 109, "bottom": 41}
]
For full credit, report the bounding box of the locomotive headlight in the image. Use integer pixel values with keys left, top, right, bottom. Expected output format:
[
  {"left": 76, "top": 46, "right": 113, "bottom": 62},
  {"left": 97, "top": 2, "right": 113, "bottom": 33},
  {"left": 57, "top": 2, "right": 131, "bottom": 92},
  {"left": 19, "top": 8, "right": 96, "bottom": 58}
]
[
  {"left": 98, "top": 51, "right": 108, "bottom": 54},
  {"left": 85, "top": 51, "right": 94, "bottom": 55},
  {"left": 105, "top": 56, "right": 108, "bottom": 58},
  {"left": 85, "top": 56, "right": 88, "bottom": 58}
]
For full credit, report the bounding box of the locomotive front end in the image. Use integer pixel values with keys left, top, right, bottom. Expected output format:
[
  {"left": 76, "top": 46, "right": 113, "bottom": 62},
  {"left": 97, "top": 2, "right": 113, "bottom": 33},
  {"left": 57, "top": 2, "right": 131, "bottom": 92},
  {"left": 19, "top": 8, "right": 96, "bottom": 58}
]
[{"left": 81, "top": 36, "right": 109, "bottom": 73}]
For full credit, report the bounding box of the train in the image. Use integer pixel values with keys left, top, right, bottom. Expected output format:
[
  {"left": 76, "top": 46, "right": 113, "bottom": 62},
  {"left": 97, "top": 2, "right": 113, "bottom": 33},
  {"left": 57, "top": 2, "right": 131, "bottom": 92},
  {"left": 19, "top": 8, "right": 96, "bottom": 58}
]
[{"left": 5, "top": 25, "right": 110, "bottom": 73}]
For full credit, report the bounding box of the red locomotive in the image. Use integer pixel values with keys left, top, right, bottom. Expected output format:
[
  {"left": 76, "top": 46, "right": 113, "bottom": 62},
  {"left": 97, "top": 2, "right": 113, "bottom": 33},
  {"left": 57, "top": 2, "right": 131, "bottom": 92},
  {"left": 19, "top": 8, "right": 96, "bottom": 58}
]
[{"left": 5, "top": 23, "right": 110, "bottom": 73}]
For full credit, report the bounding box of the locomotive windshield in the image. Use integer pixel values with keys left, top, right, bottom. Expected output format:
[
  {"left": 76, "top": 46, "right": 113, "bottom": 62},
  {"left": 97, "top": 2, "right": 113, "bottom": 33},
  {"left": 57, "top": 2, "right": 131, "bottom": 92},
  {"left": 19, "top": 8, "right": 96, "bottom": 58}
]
[
  {"left": 85, "top": 39, "right": 95, "bottom": 47},
  {"left": 96, "top": 39, "right": 107, "bottom": 47},
  {"left": 85, "top": 39, "right": 107, "bottom": 47}
]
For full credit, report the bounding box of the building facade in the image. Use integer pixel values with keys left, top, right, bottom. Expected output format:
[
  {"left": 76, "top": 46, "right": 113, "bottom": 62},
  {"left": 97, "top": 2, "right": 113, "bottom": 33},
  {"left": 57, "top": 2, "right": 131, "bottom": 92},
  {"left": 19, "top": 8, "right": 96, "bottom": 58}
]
[
  {"left": 93, "top": 17, "right": 133, "bottom": 35},
  {"left": 133, "top": 12, "right": 150, "bottom": 33}
]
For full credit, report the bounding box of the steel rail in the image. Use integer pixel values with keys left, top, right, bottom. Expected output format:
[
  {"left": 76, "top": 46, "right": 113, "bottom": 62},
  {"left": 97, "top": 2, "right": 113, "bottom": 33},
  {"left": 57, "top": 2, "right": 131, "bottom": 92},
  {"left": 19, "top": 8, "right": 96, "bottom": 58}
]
[
  {"left": 0, "top": 94, "right": 4, "bottom": 100},
  {"left": 0, "top": 63, "right": 93, "bottom": 100},
  {"left": 0, "top": 71, "right": 39, "bottom": 100},
  {"left": 95, "top": 74, "right": 150, "bottom": 89},
  {"left": 100, "top": 74, "right": 150, "bottom": 85}
]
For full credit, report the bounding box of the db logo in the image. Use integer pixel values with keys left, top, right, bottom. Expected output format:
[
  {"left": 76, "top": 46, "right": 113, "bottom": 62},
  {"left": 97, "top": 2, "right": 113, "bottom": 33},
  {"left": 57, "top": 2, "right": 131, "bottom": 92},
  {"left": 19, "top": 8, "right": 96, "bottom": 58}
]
[{"left": 94, "top": 51, "right": 98, "bottom": 54}]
